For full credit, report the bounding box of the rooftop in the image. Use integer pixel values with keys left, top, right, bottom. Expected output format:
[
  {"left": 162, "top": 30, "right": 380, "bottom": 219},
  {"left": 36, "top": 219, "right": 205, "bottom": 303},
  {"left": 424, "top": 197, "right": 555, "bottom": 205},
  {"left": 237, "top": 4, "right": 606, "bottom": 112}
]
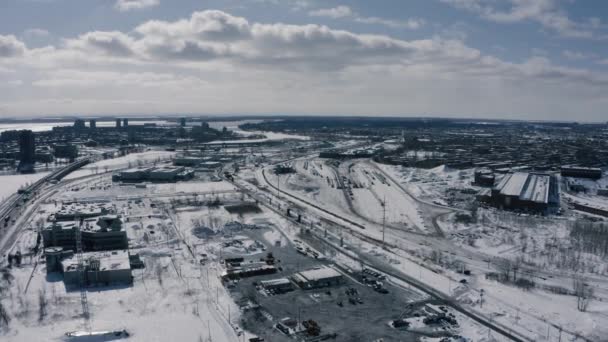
[
  {"left": 294, "top": 266, "right": 342, "bottom": 282},
  {"left": 494, "top": 172, "right": 552, "bottom": 204},
  {"left": 62, "top": 250, "right": 131, "bottom": 272}
]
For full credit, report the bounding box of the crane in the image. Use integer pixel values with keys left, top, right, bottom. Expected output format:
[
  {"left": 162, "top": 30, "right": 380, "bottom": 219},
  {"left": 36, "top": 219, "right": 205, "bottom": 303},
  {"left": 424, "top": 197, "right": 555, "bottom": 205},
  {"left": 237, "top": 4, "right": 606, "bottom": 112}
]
[{"left": 74, "top": 216, "right": 91, "bottom": 332}]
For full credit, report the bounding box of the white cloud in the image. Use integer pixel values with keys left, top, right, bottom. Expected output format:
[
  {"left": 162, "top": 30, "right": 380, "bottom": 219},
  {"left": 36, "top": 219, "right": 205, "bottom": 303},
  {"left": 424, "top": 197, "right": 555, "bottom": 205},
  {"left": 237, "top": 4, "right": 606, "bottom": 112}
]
[
  {"left": 0, "top": 35, "right": 26, "bottom": 58},
  {"left": 23, "top": 28, "right": 50, "bottom": 38},
  {"left": 64, "top": 31, "right": 137, "bottom": 57},
  {"left": 2, "top": 10, "right": 608, "bottom": 120},
  {"left": 309, "top": 5, "right": 353, "bottom": 19},
  {"left": 114, "top": 0, "right": 159, "bottom": 12},
  {"left": 309, "top": 5, "right": 425, "bottom": 30},
  {"left": 562, "top": 50, "right": 594, "bottom": 61},
  {"left": 441, "top": 0, "right": 603, "bottom": 39},
  {"left": 355, "top": 17, "right": 425, "bottom": 30}
]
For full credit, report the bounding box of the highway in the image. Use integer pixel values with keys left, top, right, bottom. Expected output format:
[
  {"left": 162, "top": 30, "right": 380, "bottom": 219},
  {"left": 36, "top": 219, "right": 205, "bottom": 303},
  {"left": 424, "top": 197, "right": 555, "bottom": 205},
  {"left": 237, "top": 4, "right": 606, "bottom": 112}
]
[{"left": 0, "top": 158, "right": 90, "bottom": 256}]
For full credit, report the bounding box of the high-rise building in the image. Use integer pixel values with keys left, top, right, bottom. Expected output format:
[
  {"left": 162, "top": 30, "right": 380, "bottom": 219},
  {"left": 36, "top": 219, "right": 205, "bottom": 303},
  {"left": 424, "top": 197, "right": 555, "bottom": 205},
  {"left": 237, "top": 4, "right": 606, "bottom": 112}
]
[
  {"left": 180, "top": 117, "right": 187, "bottom": 127},
  {"left": 74, "top": 119, "right": 86, "bottom": 130},
  {"left": 90, "top": 119, "right": 97, "bottom": 129},
  {"left": 116, "top": 119, "right": 122, "bottom": 128},
  {"left": 18, "top": 130, "right": 36, "bottom": 173},
  {"left": 123, "top": 118, "right": 129, "bottom": 127}
]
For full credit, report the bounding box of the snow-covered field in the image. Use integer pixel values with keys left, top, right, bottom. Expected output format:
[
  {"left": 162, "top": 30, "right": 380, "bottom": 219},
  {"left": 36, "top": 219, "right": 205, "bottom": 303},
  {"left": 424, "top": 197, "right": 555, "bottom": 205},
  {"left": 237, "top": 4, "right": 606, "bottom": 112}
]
[{"left": 64, "top": 151, "right": 176, "bottom": 180}]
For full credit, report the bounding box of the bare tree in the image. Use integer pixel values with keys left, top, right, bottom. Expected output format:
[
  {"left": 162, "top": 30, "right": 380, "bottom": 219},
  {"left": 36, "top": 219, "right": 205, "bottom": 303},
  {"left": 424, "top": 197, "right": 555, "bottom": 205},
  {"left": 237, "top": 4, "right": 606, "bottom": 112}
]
[
  {"left": 496, "top": 258, "right": 512, "bottom": 282},
  {"left": 38, "top": 287, "right": 48, "bottom": 322},
  {"left": 573, "top": 275, "right": 594, "bottom": 312},
  {"left": 155, "top": 263, "right": 164, "bottom": 288},
  {"left": 0, "top": 302, "right": 9, "bottom": 331}
]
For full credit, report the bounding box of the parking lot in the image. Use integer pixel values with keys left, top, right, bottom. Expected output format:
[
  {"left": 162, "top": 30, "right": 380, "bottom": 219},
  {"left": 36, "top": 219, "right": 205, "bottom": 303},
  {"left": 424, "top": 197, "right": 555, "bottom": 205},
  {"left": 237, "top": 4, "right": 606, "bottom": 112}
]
[{"left": 224, "top": 227, "right": 426, "bottom": 341}]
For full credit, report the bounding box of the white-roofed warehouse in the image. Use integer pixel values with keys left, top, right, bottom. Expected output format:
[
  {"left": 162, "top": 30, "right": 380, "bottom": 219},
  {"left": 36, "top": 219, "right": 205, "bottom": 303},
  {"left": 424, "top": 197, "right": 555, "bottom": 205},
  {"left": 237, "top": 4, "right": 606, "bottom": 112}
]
[
  {"left": 291, "top": 266, "right": 344, "bottom": 289},
  {"left": 487, "top": 172, "right": 559, "bottom": 214}
]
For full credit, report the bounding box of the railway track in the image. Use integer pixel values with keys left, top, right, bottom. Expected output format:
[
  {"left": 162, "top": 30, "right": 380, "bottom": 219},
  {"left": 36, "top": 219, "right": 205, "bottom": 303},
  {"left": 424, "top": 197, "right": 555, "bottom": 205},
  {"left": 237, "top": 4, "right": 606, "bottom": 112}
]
[{"left": 228, "top": 171, "right": 532, "bottom": 342}]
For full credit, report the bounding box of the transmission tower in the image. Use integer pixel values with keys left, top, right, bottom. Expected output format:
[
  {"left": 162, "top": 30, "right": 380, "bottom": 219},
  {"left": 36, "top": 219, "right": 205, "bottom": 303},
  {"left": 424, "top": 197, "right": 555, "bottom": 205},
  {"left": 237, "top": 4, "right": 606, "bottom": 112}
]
[{"left": 75, "top": 217, "right": 91, "bottom": 332}]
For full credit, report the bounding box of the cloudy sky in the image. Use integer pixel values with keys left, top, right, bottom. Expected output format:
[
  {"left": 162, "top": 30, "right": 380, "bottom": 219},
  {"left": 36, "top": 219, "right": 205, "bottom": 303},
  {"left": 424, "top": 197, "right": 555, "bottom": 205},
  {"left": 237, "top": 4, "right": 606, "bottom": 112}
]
[{"left": 0, "top": 0, "right": 607, "bottom": 121}]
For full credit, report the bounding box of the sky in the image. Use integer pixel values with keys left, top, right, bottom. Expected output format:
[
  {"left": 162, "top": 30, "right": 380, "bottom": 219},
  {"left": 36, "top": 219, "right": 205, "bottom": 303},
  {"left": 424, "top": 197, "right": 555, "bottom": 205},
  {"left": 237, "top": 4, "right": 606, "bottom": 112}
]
[{"left": 0, "top": 0, "right": 607, "bottom": 122}]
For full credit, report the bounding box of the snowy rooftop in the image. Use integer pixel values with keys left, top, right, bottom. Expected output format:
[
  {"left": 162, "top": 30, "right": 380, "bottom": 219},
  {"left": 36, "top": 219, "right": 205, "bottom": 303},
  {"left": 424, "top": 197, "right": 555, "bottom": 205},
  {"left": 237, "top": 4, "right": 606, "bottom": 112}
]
[
  {"left": 497, "top": 172, "right": 529, "bottom": 197},
  {"left": 294, "top": 266, "right": 342, "bottom": 282},
  {"left": 62, "top": 250, "right": 131, "bottom": 272},
  {"left": 494, "top": 172, "right": 551, "bottom": 204},
  {"left": 260, "top": 278, "right": 291, "bottom": 287},
  {"left": 520, "top": 174, "right": 550, "bottom": 204}
]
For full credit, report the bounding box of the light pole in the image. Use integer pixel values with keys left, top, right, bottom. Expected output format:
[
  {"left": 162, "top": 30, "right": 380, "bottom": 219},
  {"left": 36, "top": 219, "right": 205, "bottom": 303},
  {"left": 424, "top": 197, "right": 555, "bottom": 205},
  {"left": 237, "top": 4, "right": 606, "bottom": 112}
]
[{"left": 382, "top": 195, "right": 386, "bottom": 247}]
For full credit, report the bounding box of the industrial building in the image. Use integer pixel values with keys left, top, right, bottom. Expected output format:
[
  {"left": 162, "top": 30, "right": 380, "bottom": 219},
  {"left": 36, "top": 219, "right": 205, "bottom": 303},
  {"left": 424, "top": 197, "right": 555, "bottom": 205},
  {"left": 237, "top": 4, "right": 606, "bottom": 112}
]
[
  {"left": 560, "top": 166, "right": 602, "bottom": 179},
  {"left": 571, "top": 201, "right": 608, "bottom": 217},
  {"left": 221, "top": 263, "right": 277, "bottom": 281},
  {"left": 174, "top": 157, "right": 205, "bottom": 167},
  {"left": 113, "top": 166, "right": 194, "bottom": 182},
  {"left": 484, "top": 172, "right": 559, "bottom": 214},
  {"left": 291, "top": 266, "right": 344, "bottom": 289},
  {"left": 473, "top": 168, "right": 495, "bottom": 187},
  {"left": 44, "top": 246, "right": 74, "bottom": 273},
  {"left": 260, "top": 278, "right": 294, "bottom": 293},
  {"left": 61, "top": 250, "right": 133, "bottom": 287},
  {"left": 42, "top": 216, "right": 128, "bottom": 252}
]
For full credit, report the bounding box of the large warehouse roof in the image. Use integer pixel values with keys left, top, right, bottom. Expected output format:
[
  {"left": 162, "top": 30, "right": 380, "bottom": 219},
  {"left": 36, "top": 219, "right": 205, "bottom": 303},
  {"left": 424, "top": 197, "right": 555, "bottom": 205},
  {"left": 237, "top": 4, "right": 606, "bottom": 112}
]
[{"left": 494, "top": 172, "right": 551, "bottom": 204}]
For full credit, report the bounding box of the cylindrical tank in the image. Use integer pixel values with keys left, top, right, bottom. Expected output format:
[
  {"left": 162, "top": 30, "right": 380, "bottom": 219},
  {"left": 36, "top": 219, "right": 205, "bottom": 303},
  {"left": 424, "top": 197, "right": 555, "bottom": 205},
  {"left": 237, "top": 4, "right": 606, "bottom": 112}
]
[{"left": 45, "top": 246, "right": 64, "bottom": 273}]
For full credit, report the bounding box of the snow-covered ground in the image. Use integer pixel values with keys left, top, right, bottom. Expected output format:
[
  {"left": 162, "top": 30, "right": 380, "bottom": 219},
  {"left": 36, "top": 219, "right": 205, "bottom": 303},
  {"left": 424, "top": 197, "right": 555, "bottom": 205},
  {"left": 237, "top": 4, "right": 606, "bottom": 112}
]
[
  {"left": 64, "top": 151, "right": 176, "bottom": 180},
  {"left": 0, "top": 172, "right": 50, "bottom": 202}
]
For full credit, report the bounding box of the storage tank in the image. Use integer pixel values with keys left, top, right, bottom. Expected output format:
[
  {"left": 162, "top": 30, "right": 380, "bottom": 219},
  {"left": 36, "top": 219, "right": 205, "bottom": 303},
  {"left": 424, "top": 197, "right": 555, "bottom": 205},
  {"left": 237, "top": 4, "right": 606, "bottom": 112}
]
[{"left": 45, "top": 246, "right": 64, "bottom": 273}]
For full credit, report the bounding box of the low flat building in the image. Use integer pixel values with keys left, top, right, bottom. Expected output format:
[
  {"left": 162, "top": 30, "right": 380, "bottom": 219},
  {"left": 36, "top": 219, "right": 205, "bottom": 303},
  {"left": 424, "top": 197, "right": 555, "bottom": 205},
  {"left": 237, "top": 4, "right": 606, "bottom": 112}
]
[
  {"left": 561, "top": 166, "right": 602, "bottom": 180},
  {"left": 174, "top": 157, "right": 205, "bottom": 167},
  {"left": 221, "top": 263, "right": 277, "bottom": 281},
  {"left": 62, "top": 250, "right": 133, "bottom": 287},
  {"left": 260, "top": 278, "right": 294, "bottom": 293},
  {"left": 598, "top": 188, "right": 608, "bottom": 197},
  {"left": 473, "top": 168, "right": 495, "bottom": 187},
  {"left": 114, "top": 166, "right": 193, "bottom": 182},
  {"left": 118, "top": 167, "right": 155, "bottom": 182},
  {"left": 291, "top": 266, "right": 344, "bottom": 289},
  {"left": 571, "top": 201, "right": 608, "bottom": 218}
]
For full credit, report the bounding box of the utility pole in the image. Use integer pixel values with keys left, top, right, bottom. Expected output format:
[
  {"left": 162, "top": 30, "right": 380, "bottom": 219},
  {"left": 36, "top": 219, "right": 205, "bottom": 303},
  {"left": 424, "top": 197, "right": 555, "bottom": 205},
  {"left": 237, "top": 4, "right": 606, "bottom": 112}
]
[
  {"left": 276, "top": 173, "right": 280, "bottom": 200},
  {"left": 382, "top": 195, "right": 386, "bottom": 247}
]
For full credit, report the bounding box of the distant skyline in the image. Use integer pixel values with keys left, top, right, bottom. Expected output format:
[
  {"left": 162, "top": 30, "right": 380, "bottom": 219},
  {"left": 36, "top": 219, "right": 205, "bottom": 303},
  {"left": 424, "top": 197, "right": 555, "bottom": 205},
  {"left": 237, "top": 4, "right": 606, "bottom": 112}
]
[{"left": 1, "top": 0, "right": 607, "bottom": 121}]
